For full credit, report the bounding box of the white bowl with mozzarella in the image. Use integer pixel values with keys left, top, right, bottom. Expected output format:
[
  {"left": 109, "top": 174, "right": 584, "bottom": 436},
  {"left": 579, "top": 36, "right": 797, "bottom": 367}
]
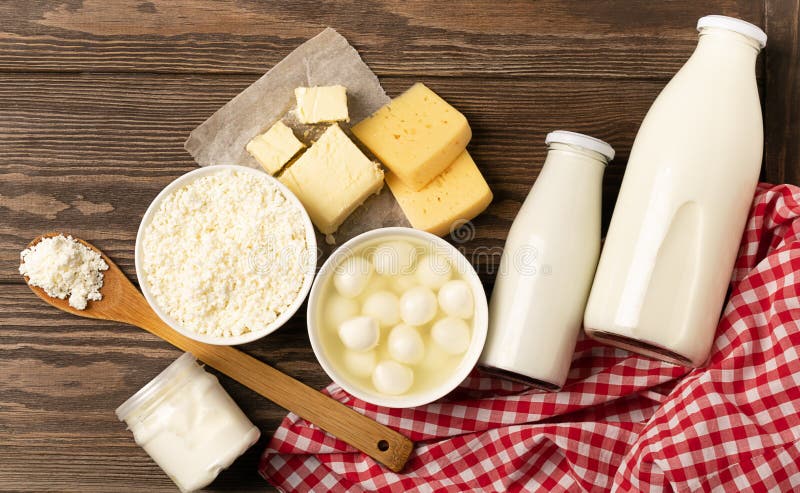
[{"left": 307, "top": 227, "right": 488, "bottom": 408}]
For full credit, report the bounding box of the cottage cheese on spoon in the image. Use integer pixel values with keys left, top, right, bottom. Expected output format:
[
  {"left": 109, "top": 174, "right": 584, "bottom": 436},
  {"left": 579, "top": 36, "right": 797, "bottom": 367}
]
[{"left": 19, "top": 234, "right": 108, "bottom": 310}]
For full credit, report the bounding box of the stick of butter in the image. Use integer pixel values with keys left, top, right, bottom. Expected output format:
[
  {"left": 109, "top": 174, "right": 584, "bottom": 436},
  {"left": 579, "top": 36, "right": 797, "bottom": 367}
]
[
  {"left": 352, "top": 83, "right": 471, "bottom": 191},
  {"left": 386, "top": 150, "right": 492, "bottom": 237},
  {"left": 279, "top": 124, "right": 383, "bottom": 236},
  {"left": 245, "top": 121, "right": 305, "bottom": 175},
  {"left": 294, "top": 85, "right": 349, "bottom": 124}
]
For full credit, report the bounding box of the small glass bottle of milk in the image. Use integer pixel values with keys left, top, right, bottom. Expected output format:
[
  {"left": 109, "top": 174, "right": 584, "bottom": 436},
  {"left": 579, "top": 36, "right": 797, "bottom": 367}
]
[
  {"left": 584, "top": 16, "right": 767, "bottom": 367},
  {"left": 480, "top": 131, "right": 614, "bottom": 390}
]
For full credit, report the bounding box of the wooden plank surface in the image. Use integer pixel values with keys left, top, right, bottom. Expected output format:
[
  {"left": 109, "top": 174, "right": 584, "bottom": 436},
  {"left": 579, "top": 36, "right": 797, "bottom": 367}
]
[
  {"left": 1, "top": 1, "right": 797, "bottom": 491},
  {"left": 0, "top": 0, "right": 761, "bottom": 77},
  {"left": 765, "top": 0, "right": 800, "bottom": 185}
]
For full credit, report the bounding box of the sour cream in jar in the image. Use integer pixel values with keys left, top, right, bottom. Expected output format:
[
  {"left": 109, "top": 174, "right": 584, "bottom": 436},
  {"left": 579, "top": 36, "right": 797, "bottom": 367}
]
[{"left": 116, "top": 353, "right": 260, "bottom": 492}]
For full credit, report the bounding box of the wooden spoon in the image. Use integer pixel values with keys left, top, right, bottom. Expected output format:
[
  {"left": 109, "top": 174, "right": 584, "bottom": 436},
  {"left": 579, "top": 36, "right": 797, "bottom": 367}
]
[{"left": 22, "top": 233, "right": 414, "bottom": 472}]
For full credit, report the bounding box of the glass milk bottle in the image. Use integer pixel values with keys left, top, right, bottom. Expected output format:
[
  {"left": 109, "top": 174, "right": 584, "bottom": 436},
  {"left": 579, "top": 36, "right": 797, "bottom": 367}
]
[
  {"left": 480, "top": 131, "right": 613, "bottom": 390},
  {"left": 584, "top": 16, "right": 766, "bottom": 367}
]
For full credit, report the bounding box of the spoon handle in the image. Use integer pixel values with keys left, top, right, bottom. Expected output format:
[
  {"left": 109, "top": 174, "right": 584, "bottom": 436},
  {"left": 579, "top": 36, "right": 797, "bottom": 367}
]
[
  {"left": 198, "top": 346, "right": 413, "bottom": 472},
  {"left": 129, "top": 296, "right": 414, "bottom": 472}
]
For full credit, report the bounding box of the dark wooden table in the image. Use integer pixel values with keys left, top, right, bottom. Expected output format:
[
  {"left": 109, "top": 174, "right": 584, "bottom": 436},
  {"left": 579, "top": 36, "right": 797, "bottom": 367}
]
[{"left": 2, "top": 1, "right": 798, "bottom": 491}]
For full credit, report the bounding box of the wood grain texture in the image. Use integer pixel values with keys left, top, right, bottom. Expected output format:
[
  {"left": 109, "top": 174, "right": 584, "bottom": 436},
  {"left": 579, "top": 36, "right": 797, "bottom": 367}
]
[
  {"left": 764, "top": 0, "right": 800, "bottom": 185},
  {"left": 0, "top": 0, "right": 761, "bottom": 77},
  {"left": 1, "top": 0, "right": 798, "bottom": 491}
]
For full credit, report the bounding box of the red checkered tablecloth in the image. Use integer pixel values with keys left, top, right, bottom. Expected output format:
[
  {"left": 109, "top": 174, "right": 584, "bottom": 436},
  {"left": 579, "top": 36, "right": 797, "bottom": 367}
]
[{"left": 259, "top": 183, "right": 800, "bottom": 492}]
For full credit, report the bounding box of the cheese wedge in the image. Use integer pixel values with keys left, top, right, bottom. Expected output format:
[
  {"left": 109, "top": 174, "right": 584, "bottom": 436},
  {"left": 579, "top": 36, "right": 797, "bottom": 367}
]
[
  {"left": 279, "top": 124, "right": 383, "bottom": 235},
  {"left": 294, "top": 85, "right": 349, "bottom": 124},
  {"left": 386, "top": 150, "right": 492, "bottom": 237},
  {"left": 352, "top": 83, "right": 471, "bottom": 191},
  {"left": 246, "top": 121, "right": 305, "bottom": 175}
]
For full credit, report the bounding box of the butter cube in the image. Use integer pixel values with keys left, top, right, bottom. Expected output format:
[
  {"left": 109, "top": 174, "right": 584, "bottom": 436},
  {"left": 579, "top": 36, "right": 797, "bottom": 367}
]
[
  {"left": 294, "top": 85, "right": 349, "bottom": 124},
  {"left": 246, "top": 121, "right": 305, "bottom": 175},
  {"left": 352, "top": 83, "right": 471, "bottom": 191},
  {"left": 280, "top": 124, "right": 383, "bottom": 235},
  {"left": 386, "top": 151, "right": 492, "bottom": 237}
]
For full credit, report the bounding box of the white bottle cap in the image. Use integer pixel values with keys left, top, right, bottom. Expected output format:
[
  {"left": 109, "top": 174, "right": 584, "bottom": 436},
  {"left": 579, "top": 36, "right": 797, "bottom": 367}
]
[
  {"left": 545, "top": 130, "right": 615, "bottom": 161},
  {"left": 697, "top": 15, "right": 767, "bottom": 49}
]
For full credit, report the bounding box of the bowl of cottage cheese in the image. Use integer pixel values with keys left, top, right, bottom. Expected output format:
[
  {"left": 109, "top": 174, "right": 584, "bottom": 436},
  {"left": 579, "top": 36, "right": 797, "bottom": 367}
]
[{"left": 135, "top": 165, "right": 317, "bottom": 345}]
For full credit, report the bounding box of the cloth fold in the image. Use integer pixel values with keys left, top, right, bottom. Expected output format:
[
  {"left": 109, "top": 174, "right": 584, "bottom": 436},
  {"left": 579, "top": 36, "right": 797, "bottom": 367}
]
[{"left": 260, "top": 183, "right": 800, "bottom": 492}]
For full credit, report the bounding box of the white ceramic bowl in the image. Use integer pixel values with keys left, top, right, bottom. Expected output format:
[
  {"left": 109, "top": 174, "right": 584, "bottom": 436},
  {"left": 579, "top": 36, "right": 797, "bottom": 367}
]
[
  {"left": 135, "top": 165, "right": 317, "bottom": 345},
  {"left": 307, "top": 227, "right": 488, "bottom": 408}
]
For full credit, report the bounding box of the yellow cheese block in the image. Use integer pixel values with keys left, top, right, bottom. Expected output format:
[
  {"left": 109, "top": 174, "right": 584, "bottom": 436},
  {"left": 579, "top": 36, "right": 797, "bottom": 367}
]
[
  {"left": 246, "top": 121, "right": 305, "bottom": 175},
  {"left": 279, "top": 123, "right": 384, "bottom": 236},
  {"left": 386, "top": 150, "right": 492, "bottom": 237},
  {"left": 352, "top": 83, "right": 471, "bottom": 191}
]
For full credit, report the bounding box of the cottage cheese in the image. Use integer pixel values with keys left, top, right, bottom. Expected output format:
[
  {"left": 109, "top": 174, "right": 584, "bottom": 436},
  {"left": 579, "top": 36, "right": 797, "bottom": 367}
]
[
  {"left": 142, "top": 169, "right": 309, "bottom": 337},
  {"left": 19, "top": 234, "right": 109, "bottom": 310}
]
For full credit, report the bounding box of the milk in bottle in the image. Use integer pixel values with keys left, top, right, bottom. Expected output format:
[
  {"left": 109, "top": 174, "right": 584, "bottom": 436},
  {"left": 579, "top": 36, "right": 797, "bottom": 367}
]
[
  {"left": 584, "top": 16, "right": 767, "bottom": 367},
  {"left": 480, "top": 131, "right": 613, "bottom": 390}
]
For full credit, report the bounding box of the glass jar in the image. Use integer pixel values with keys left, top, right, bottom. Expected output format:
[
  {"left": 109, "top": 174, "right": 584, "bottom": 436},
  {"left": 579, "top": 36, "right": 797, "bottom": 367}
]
[{"left": 116, "top": 353, "right": 260, "bottom": 492}]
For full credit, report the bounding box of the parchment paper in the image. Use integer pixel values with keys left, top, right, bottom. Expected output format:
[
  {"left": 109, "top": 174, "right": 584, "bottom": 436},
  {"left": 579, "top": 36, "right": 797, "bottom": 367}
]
[{"left": 185, "top": 28, "right": 410, "bottom": 257}]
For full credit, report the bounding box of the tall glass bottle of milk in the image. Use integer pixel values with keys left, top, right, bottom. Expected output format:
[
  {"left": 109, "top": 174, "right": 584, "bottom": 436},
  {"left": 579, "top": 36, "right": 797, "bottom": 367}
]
[
  {"left": 584, "top": 16, "right": 767, "bottom": 367},
  {"left": 480, "top": 131, "right": 614, "bottom": 390}
]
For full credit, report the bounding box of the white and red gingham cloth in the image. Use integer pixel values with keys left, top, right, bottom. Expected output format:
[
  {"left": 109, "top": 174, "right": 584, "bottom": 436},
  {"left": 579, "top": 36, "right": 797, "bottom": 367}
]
[{"left": 259, "top": 183, "right": 800, "bottom": 492}]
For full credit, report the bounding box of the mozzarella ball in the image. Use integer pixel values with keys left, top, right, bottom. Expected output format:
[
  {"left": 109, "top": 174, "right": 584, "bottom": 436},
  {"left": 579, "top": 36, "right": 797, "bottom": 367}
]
[
  {"left": 372, "top": 241, "right": 418, "bottom": 276},
  {"left": 388, "top": 324, "right": 425, "bottom": 364},
  {"left": 344, "top": 349, "right": 377, "bottom": 378},
  {"left": 324, "top": 294, "right": 360, "bottom": 330},
  {"left": 338, "top": 316, "right": 379, "bottom": 351},
  {"left": 431, "top": 317, "right": 471, "bottom": 355},
  {"left": 399, "top": 286, "right": 438, "bottom": 326},
  {"left": 416, "top": 254, "right": 452, "bottom": 289},
  {"left": 333, "top": 256, "right": 373, "bottom": 298},
  {"left": 372, "top": 360, "right": 414, "bottom": 395},
  {"left": 362, "top": 290, "right": 400, "bottom": 327},
  {"left": 437, "top": 280, "right": 474, "bottom": 319}
]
